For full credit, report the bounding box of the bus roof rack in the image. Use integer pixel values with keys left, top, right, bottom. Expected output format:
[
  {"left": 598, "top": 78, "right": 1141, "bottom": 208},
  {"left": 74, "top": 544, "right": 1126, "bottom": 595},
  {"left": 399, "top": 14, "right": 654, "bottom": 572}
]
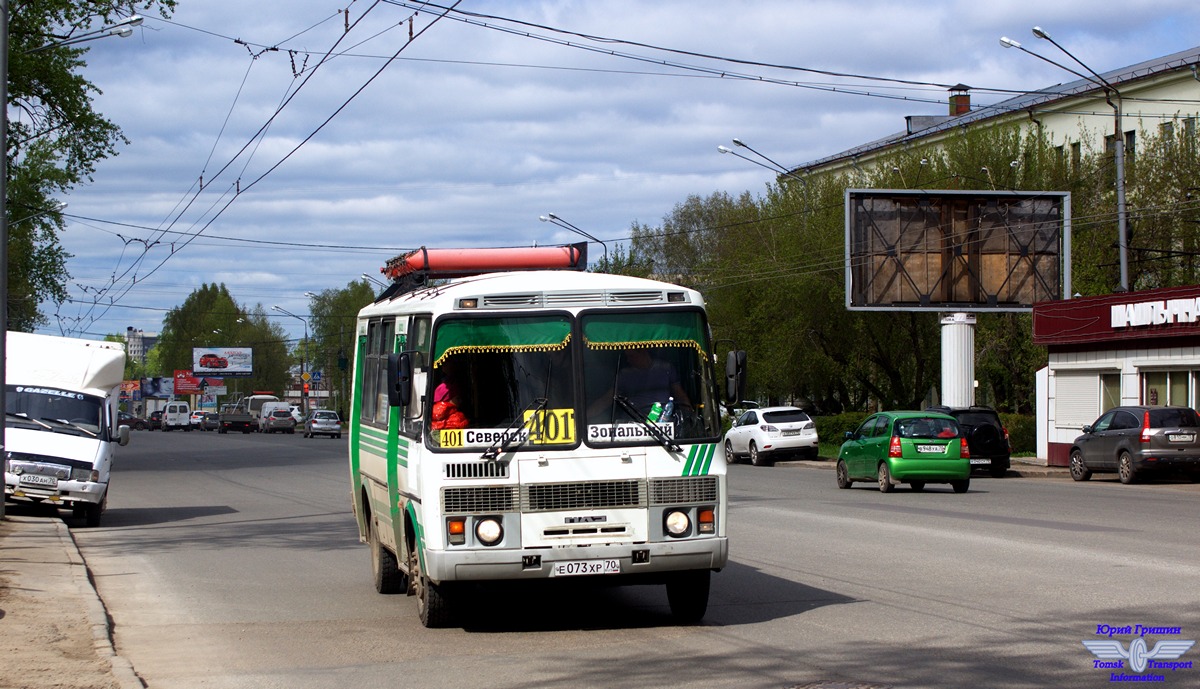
[{"left": 375, "top": 242, "right": 588, "bottom": 298}]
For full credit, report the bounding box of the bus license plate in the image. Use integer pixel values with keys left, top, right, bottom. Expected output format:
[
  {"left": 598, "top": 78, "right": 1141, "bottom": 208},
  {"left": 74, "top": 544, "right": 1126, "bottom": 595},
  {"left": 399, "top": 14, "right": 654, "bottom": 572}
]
[
  {"left": 19, "top": 474, "right": 58, "bottom": 487},
  {"left": 551, "top": 559, "right": 620, "bottom": 577}
]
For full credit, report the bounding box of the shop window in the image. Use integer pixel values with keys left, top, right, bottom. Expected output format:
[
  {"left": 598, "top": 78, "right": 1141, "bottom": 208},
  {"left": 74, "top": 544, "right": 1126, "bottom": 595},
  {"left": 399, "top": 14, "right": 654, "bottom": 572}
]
[
  {"left": 1141, "top": 370, "right": 1189, "bottom": 406},
  {"left": 1101, "top": 373, "right": 1120, "bottom": 412}
]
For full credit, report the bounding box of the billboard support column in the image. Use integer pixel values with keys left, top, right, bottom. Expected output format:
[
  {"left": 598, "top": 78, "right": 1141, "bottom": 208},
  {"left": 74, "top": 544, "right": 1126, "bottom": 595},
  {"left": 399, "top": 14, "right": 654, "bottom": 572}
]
[{"left": 941, "top": 313, "right": 976, "bottom": 407}]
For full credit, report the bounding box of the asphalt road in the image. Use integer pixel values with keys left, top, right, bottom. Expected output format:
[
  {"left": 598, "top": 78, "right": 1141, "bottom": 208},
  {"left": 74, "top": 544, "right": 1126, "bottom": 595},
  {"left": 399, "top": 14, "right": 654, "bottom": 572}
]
[{"left": 73, "top": 430, "right": 1200, "bottom": 689}]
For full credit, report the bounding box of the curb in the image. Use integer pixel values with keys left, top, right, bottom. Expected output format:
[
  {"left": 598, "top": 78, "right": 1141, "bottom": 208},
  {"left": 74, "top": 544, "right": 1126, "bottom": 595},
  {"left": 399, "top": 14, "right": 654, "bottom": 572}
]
[{"left": 56, "top": 520, "right": 146, "bottom": 689}]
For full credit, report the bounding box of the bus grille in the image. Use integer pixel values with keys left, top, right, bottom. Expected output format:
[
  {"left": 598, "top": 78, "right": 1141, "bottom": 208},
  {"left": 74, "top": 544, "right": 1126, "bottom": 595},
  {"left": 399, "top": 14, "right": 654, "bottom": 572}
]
[
  {"left": 522, "top": 479, "right": 646, "bottom": 512},
  {"left": 444, "top": 462, "right": 510, "bottom": 479},
  {"left": 442, "top": 486, "right": 520, "bottom": 514},
  {"left": 649, "top": 476, "right": 719, "bottom": 504}
]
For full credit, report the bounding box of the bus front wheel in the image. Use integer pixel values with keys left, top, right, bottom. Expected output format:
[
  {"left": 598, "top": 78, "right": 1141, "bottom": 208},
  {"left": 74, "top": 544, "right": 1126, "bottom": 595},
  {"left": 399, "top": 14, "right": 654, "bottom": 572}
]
[
  {"left": 410, "top": 547, "right": 452, "bottom": 628},
  {"left": 665, "top": 570, "right": 710, "bottom": 625}
]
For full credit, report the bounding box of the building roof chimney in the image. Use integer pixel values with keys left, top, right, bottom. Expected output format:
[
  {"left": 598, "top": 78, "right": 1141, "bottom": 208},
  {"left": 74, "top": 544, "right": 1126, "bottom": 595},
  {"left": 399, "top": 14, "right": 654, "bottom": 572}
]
[{"left": 949, "top": 84, "right": 971, "bottom": 116}]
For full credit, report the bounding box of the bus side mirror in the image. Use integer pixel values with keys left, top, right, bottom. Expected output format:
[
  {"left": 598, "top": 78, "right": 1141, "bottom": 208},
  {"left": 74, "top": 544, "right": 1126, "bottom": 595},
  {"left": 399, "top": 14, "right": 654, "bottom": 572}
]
[
  {"left": 725, "top": 350, "right": 747, "bottom": 405},
  {"left": 387, "top": 352, "right": 413, "bottom": 407}
]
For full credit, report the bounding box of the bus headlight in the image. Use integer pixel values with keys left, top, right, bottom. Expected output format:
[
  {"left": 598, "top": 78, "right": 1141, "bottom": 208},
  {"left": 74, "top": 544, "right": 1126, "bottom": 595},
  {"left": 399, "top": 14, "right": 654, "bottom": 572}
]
[
  {"left": 475, "top": 517, "right": 503, "bottom": 546},
  {"left": 664, "top": 509, "right": 691, "bottom": 537}
]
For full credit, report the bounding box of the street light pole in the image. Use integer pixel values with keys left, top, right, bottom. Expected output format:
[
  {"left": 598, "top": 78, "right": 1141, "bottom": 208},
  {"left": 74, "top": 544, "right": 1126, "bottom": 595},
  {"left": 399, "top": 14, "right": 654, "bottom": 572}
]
[
  {"left": 272, "top": 305, "right": 309, "bottom": 414},
  {"left": 1001, "top": 29, "right": 1129, "bottom": 292},
  {"left": 539, "top": 213, "right": 608, "bottom": 270}
]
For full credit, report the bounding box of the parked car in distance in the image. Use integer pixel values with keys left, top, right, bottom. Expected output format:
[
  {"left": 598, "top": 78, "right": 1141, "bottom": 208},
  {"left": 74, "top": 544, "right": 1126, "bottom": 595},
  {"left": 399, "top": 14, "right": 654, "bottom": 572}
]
[
  {"left": 304, "top": 409, "right": 342, "bottom": 439},
  {"left": 836, "top": 410, "right": 971, "bottom": 493},
  {"left": 200, "top": 412, "right": 220, "bottom": 431},
  {"left": 723, "top": 406, "right": 818, "bottom": 466},
  {"left": 1069, "top": 405, "right": 1200, "bottom": 484},
  {"left": 148, "top": 410, "right": 163, "bottom": 430},
  {"left": 118, "top": 411, "right": 148, "bottom": 430},
  {"left": 926, "top": 405, "right": 1011, "bottom": 478},
  {"left": 263, "top": 409, "right": 296, "bottom": 434}
]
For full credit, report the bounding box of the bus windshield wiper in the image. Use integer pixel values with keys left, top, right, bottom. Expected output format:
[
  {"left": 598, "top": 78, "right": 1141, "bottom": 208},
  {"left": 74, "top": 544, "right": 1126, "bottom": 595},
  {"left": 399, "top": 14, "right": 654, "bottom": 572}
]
[
  {"left": 613, "top": 395, "right": 682, "bottom": 453},
  {"left": 481, "top": 397, "right": 549, "bottom": 460}
]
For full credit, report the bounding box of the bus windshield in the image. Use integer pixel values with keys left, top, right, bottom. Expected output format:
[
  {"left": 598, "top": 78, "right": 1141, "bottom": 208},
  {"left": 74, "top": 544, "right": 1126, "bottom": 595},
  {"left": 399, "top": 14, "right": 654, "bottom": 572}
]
[
  {"left": 581, "top": 310, "right": 721, "bottom": 447},
  {"left": 424, "top": 310, "right": 721, "bottom": 452}
]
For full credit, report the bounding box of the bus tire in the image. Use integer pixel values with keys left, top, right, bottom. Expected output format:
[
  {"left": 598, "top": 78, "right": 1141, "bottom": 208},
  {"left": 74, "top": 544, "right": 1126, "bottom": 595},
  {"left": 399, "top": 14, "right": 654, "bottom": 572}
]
[
  {"left": 369, "top": 517, "right": 403, "bottom": 595},
  {"left": 411, "top": 547, "right": 452, "bottom": 628},
  {"left": 666, "top": 570, "right": 710, "bottom": 624}
]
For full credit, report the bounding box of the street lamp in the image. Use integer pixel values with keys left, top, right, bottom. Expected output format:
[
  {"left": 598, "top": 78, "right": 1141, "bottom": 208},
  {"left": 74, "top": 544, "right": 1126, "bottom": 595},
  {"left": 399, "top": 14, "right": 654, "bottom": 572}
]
[
  {"left": 272, "top": 305, "right": 309, "bottom": 414},
  {"left": 1, "top": 9, "right": 143, "bottom": 519},
  {"left": 1001, "top": 28, "right": 1129, "bottom": 291},
  {"left": 27, "top": 14, "right": 143, "bottom": 52},
  {"left": 361, "top": 273, "right": 387, "bottom": 288},
  {"left": 718, "top": 138, "right": 808, "bottom": 185},
  {"left": 539, "top": 213, "right": 608, "bottom": 270}
]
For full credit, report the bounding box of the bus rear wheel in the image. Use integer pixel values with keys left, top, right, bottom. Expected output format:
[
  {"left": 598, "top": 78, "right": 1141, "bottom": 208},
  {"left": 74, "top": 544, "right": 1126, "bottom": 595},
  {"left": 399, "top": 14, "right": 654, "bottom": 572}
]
[
  {"left": 369, "top": 516, "right": 403, "bottom": 594},
  {"left": 665, "top": 570, "right": 710, "bottom": 624},
  {"left": 410, "top": 547, "right": 452, "bottom": 628}
]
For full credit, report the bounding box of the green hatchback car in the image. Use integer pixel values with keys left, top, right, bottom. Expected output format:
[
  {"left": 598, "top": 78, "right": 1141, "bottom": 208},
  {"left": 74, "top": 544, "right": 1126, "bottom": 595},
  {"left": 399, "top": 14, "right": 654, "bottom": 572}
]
[{"left": 836, "top": 411, "right": 971, "bottom": 493}]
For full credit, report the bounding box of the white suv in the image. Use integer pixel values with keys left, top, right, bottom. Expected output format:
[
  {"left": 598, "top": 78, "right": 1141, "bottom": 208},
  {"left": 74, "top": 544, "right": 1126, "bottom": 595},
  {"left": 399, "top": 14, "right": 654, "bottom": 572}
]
[{"left": 724, "top": 406, "right": 819, "bottom": 466}]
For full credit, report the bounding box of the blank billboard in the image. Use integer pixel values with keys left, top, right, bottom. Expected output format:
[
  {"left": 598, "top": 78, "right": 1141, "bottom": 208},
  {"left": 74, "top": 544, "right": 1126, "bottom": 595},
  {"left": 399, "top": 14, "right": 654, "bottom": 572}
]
[{"left": 845, "top": 189, "right": 1067, "bottom": 311}]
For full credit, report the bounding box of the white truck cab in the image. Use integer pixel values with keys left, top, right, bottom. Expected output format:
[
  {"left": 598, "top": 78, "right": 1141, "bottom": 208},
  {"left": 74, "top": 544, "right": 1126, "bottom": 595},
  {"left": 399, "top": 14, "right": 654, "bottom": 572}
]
[{"left": 4, "top": 331, "right": 130, "bottom": 527}]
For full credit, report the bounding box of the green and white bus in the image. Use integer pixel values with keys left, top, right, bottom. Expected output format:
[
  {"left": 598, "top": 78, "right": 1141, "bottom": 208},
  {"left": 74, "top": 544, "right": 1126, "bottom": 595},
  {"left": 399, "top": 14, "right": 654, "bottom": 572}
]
[{"left": 349, "top": 246, "right": 738, "bottom": 627}]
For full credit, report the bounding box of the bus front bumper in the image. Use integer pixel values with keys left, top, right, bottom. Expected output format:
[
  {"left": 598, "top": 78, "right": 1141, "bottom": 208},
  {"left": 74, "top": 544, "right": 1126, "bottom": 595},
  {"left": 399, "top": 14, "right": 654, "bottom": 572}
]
[{"left": 424, "top": 537, "right": 728, "bottom": 583}]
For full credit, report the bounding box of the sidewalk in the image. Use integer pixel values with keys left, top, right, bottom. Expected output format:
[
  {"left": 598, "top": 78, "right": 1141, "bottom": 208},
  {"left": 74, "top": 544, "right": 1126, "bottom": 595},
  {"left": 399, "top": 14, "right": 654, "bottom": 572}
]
[{"left": 0, "top": 514, "right": 141, "bottom": 689}]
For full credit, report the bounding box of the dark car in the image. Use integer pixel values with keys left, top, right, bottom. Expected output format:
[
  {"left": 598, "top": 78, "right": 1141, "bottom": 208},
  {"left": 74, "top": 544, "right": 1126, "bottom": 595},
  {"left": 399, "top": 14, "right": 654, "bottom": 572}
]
[
  {"left": 1069, "top": 405, "right": 1200, "bottom": 484},
  {"left": 200, "top": 412, "right": 220, "bottom": 431},
  {"left": 926, "top": 405, "right": 1011, "bottom": 478},
  {"left": 118, "top": 411, "right": 148, "bottom": 430},
  {"left": 148, "top": 410, "right": 163, "bottom": 430}
]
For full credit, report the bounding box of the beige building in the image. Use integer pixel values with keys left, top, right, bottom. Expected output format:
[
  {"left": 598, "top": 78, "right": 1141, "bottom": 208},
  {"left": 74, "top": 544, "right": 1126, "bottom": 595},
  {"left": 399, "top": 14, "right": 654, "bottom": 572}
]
[{"left": 794, "top": 45, "right": 1200, "bottom": 176}]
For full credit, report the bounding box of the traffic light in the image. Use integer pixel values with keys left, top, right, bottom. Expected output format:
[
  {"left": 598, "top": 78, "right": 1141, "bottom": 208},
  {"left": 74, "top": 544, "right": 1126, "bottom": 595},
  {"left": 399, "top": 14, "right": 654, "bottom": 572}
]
[{"left": 302, "top": 382, "right": 310, "bottom": 395}]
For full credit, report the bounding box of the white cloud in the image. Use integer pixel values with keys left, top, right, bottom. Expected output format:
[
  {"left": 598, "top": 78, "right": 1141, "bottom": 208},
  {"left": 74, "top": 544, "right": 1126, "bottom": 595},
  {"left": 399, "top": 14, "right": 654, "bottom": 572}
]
[{"left": 47, "top": 0, "right": 1200, "bottom": 339}]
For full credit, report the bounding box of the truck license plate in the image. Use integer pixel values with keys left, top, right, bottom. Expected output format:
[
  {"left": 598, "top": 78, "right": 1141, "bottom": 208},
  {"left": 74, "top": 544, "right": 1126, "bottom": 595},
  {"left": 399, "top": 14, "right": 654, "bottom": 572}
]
[
  {"left": 551, "top": 559, "right": 620, "bottom": 577},
  {"left": 19, "top": 473, "right": 58, "bottom": 487}
]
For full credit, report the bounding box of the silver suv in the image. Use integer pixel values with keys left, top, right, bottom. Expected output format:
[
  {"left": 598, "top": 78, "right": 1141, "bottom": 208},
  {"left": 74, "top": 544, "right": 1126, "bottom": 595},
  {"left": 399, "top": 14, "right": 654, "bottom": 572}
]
[{"left": 263, "top": 409, "right": 296, "bottom": 434}]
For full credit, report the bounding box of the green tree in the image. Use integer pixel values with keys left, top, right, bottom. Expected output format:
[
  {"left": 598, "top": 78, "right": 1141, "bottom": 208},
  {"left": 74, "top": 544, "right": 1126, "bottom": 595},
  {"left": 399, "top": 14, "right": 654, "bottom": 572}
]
[
  {"left": 5, "top": 0, "right": 176, "bottom": 330},
  {"left": 306, "top": 279, "right": 377, "bottom": 417},
  {"left": 154, "top": 284, "right": 289, "bottom": 400}
]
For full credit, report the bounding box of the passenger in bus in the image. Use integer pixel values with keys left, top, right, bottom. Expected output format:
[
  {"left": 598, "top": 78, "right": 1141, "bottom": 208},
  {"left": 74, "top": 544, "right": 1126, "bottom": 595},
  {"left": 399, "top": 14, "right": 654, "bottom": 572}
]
[
  {"left": 616, "top": 347, "right": 692, "bottom": 417},
  {"left": 431, "top": 359, "right": 469, "bottom": 429}
]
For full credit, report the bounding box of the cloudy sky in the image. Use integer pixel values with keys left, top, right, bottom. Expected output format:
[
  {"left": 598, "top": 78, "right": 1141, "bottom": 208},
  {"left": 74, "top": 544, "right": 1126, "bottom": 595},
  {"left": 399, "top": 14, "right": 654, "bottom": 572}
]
[{"left": 45, "top": 0, "right": 1200, "bottom": 345}]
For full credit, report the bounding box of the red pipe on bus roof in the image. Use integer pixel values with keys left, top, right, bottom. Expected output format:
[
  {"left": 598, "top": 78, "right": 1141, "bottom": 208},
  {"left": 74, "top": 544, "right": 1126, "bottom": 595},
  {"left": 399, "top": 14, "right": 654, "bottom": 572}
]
[{"left": 382, "top": 244, "right": 587, "bottom": 280}]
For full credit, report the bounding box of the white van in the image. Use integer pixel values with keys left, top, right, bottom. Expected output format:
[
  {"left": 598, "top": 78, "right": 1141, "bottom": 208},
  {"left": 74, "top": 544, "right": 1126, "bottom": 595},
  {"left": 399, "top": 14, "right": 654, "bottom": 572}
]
[
  {"left": 162, "top": 401, "right": 191, "bottom": 431},
  {"left": 4, "top": 331, "right": 130, "bottom": 527},
  {"left": 258, "top": 401, "right": 292, "bottom": 431}
]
